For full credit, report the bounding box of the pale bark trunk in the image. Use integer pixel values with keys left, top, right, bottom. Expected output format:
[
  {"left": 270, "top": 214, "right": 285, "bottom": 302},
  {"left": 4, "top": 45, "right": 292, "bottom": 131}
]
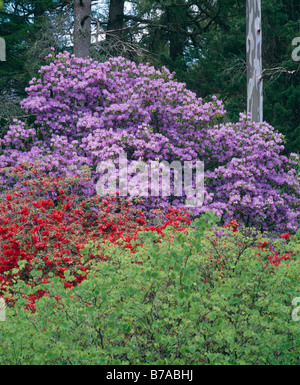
[
  {"left": 74, "top": 0, "right": 91, "bottom": 57},
  {"left": 246, "top": 0, "right": 263, "bottom": 122},
  {"left": 0, "top": 38, "right": 6, "bottom": 61}
]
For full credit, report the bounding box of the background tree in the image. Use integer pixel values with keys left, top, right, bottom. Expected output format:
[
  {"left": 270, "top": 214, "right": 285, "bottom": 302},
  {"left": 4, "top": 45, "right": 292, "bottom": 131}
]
[
  {"left": 1, "top": 0, "right": 299, "bottom": 153},
  {"left": 0, "top": 0, "right": 72, "bottom": 135},
  {"left": 106, "top": 0, "right": 124, "bottom": 41},
  {"left": 74, "top": 0, "right": 91, "bottom": 57},
  {"left": 125, "top": 0, "right": 299, "bottom": 154},
  {"left": 246, "top": 0, "right": 263, "bottom": 122}
]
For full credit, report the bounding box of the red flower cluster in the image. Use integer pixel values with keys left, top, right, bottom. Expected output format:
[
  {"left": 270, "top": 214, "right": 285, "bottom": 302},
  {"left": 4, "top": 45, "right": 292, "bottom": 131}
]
[
  {"left": 280, "top": 233, "right": 290, "bottom": 241},
  {"left": 144, "top": 207, "right": 191, "bottom": 236},
  {"left": 267, "top": 250, "right": 294, "bottom": 267},
  {"left": 256, "top": 233, "right": 296, "bottom": 267},
  {"left": 224, "top": 219, "right": 239, "bottom": 232},
  {"left": 224, "top": 221, "right": 297, "bottom": 268}
]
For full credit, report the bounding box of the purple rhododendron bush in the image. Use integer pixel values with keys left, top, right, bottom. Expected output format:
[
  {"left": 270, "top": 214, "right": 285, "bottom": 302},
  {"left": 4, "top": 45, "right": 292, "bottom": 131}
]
[{"left": 0, "top": 51, "right": 299, "bottom": 233}]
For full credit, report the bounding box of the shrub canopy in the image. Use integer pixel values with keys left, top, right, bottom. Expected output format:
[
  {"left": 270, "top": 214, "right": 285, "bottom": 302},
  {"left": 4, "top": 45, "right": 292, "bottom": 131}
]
[{"left": 0, "top": 51, "right": 299, "bottom": 232}]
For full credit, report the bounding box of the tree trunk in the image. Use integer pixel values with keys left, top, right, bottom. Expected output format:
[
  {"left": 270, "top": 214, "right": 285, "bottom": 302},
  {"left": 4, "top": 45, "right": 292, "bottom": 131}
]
[
  {"left": 166, "top": 6, "right": 186, "bottom": 63},
  {"left": 34, "top": 1, "right": 45, "bottom": 23},
  {"left": 0, "top": 37, "right": 5, "bottom": 61},
  {"left": 74, "top": 0, "right": 91, "bottom": 57},
  {"left": 246, "top": 0, "right": 263, "bottom": 122},
  {"left": 106, "top": 0, "right": 125, "bottom": 41}
]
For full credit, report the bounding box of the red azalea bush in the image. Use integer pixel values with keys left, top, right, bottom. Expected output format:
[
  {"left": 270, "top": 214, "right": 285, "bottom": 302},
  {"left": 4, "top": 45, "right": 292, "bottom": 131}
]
[{"left": 0, "top": 163, "right": 192, "bottom": 308}]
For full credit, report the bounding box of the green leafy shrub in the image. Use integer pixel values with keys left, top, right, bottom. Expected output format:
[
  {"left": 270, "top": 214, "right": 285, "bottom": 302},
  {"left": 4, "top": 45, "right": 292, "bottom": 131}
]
[{"left": 0, "top": 215, "right": 299, "bottom": 365}]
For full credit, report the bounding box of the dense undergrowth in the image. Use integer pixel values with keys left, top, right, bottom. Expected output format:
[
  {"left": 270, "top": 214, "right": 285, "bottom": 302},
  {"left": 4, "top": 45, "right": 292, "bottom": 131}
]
[{"left": 0, "top": 163, "right": 299, "bottom": 364}]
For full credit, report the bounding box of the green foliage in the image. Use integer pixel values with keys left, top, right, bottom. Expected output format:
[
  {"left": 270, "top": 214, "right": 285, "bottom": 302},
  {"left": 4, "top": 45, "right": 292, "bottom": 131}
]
[
  {"left": 0, "top": 0, "right": 71, "bottom": 137},
  {"left": 1, "top": 215, "right": 299, "bottom": 365}
]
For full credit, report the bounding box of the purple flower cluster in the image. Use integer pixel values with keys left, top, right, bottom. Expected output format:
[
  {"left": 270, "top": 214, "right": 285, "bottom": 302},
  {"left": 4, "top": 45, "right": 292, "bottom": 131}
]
[{"left": 0, "top": 51, "right": 299, "bottom": 233}]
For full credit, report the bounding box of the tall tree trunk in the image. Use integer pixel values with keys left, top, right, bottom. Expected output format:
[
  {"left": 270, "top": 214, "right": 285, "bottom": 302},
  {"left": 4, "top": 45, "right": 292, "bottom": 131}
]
[
  {"left": 246, "top": 0, "right": 263, "bottom": 122},
  {"left": 169, "top": 29, "right": 185, "bottom": 63},
  {"left": 106, "top": 0, "right": 125, "bottom": 41},
  {"left": 34, "top": 1, "right": 44, "bottom": 23},
  {"left": 74, "top": 0, "right": 91, "bottom": 57},
  {"left": 166, "top": 6, "right": 186, "bottom": 63},
  {"left": 0, "top": 37, "right": 5, "bottom": 61}
]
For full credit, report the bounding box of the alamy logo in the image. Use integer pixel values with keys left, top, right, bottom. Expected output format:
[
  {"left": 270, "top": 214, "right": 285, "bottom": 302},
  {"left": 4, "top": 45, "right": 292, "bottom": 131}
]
[
  {"left": 96, "top": 153, "right": 204, "bottom": 208},
  {"left": 0, "top": 37, "right": 6, "bottom": 61},
  {"left": 291, "top": 37, "right": 300, "bottom": 62},
  {"left": 0, "top": 297, "right": 5, "bottom": 321},
  {"left": 292, "top": 297, "right": 300, "bottom": 322}
]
